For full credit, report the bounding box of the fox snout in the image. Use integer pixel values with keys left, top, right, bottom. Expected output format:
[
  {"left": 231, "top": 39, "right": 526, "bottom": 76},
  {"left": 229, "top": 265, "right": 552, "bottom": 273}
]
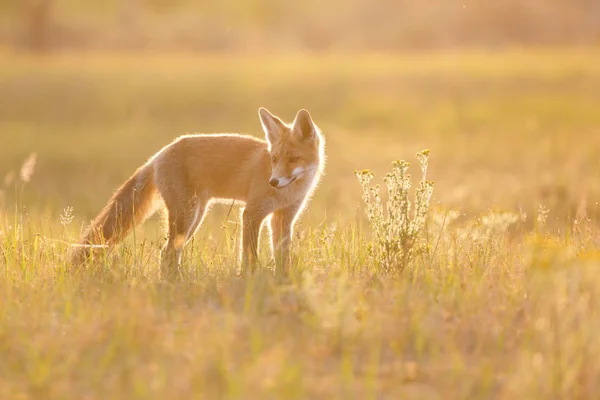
[
  {"left": 269, "top": 175, "right": 297, "bottom": 189},
  {"left": 269, "top": 166, "right": 314, "bottom": 189}
]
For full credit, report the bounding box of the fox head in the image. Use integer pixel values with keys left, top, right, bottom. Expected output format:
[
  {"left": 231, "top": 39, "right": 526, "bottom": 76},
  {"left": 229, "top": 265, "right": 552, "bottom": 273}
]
[{"left": 259, "top": 107, "right": 323, "bottom": 189}]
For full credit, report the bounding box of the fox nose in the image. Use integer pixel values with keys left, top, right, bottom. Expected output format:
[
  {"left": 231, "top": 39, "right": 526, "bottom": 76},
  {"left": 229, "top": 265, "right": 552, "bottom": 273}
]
[{"left": 269, "top": 178, "right": 279, "bottom": 187}]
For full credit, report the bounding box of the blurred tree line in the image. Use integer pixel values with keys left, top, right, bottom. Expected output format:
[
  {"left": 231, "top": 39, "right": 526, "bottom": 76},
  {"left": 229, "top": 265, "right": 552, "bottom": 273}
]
[{"left": 1, "top": 0, "right": 599, "bottom": 52}]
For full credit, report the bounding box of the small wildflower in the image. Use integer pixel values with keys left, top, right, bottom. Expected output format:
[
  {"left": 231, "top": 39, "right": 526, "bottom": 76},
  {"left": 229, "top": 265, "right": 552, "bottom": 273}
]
[
  {"left": 318, "top": 222, "right": 337, "bottom": 246},
  {"left": 356, "top": 150, "right": 434, "bottom": 275},
  {"left": 458, "top": 210, "right": 523, "bottom": 243},
  {"left": 481, "top": 211, "right": 520, "bottom": 233},
  {"left": 60, "top": 206, "right": 74, "bottom": 227},
  {"left": 537, "top": 204, "right": 550, "bottom": 228}
]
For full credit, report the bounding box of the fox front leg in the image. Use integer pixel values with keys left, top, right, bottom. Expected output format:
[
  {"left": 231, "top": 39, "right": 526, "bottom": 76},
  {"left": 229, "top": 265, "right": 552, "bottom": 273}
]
[
  {"left": 240, "top": 207, "right": 268, "bottom": 275},
  {"left": 270, "top": 201, "right": 302, "bottom": 277}
]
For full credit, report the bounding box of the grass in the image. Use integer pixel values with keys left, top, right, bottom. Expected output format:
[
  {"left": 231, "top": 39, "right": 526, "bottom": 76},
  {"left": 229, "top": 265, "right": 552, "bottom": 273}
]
[{"left": 1, "top": 49, "right": 600, "bottom": 399}]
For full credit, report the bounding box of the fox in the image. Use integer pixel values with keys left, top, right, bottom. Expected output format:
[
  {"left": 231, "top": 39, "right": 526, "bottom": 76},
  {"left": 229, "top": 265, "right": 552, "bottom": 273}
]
[{"left": 71, "top": 108, "right": 325, "bottom": 278}]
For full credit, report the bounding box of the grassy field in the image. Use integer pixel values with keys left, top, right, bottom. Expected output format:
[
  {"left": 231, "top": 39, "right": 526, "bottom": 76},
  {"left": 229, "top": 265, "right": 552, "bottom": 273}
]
[{"left": 1, "top": 49, "right": 600, "bottom": 399}]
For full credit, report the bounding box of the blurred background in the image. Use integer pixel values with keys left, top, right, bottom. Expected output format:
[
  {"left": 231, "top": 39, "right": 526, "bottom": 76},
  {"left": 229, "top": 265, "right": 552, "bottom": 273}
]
[
  {"left": 2, "top": 0, "right": 600, "bottom": 52},
  {"left": 1, "top": 0, "right": 599, "bottom": 233}
]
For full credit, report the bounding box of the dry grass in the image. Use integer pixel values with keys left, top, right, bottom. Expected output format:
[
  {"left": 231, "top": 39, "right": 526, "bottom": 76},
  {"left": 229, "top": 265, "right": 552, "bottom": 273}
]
[{"left": 1, "top": 49, "right": 600, "bottom": 399}]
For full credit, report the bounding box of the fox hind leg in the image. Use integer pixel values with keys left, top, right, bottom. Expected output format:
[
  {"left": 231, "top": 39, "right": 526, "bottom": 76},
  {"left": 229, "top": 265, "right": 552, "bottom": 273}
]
[{"left": 160, "top": 193, "right": 208, "bottom": 280}]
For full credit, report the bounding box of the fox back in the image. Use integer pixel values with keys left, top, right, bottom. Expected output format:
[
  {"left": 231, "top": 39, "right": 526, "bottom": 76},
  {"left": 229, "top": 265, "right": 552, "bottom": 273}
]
[{"left": 72, "top": 107, "right": 325, "bottom": 278}]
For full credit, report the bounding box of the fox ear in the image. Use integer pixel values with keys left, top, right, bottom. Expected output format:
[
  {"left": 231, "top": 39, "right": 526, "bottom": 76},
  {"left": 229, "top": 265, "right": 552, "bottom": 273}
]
[
  {"left": 259, "top": 107, "right": 286, "bottom": 143},
  {"left": 292, "top": 109, "right": 317, "bottom": 141}
]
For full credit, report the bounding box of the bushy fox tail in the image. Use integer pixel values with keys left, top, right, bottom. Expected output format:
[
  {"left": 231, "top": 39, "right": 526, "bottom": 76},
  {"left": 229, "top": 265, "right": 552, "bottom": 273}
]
[{"left": 71, "top": 162, "right": 157, "bottom": 265}]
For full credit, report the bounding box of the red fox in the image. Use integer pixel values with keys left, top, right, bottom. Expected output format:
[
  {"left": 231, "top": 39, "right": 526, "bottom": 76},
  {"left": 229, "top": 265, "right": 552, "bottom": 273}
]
[{"left": 71, "top": 108, "right": 325, "bottom": 278}]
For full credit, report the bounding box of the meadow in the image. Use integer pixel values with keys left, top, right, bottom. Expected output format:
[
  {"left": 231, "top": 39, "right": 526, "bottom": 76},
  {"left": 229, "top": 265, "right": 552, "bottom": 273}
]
[{"left": 1, "top": 49, "right": 600, "bottom": 399}]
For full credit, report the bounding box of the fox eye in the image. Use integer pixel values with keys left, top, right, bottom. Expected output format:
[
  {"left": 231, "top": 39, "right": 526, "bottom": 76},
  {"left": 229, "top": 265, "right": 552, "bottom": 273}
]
[
  {"left": 289, "top": 156, "right": 300, "bottom": 163},
  {"left": 271, "top": 156, "right": 277, "bottom": 163}
]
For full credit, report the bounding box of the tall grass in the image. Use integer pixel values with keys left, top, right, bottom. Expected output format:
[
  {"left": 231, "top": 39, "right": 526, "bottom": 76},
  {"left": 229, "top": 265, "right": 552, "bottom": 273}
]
[
  {"left": 1, "top": 50, "right": 600, "bottom": 399},
  {"left": 2, "top": 169, "right": 600, "bottom": 398}
]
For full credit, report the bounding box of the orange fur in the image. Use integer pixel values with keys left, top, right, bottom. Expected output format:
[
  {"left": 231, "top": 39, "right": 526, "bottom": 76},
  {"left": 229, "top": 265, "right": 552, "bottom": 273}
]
[{"left": 71, "top": 108, "right": 325, "bottom": 278}]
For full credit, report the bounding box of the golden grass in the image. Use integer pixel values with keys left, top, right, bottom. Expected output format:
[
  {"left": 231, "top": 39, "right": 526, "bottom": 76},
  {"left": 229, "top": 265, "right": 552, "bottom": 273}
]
[{"left": 1, "top": 49, "right": 600, "bottom": 399}]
